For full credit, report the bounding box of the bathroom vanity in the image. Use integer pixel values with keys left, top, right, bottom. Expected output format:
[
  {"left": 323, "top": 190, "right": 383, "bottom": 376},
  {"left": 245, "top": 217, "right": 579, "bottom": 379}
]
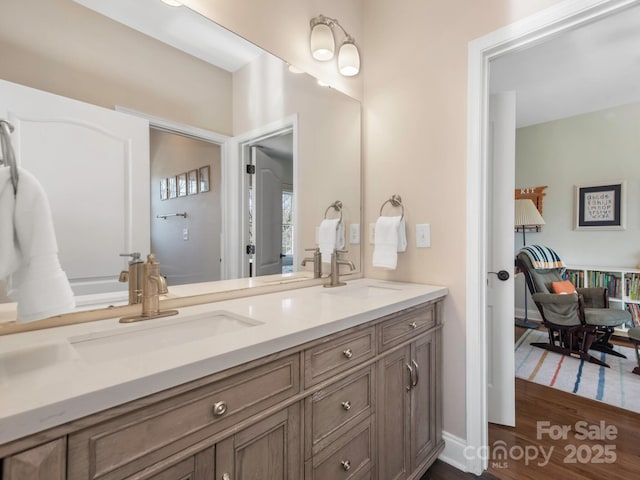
[{"left": 0, "top": 280, "right": 447, "bottom": 480}]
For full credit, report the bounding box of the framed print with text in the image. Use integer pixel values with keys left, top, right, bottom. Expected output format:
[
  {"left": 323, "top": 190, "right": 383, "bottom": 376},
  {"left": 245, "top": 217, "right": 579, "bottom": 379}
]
[{"left": 575, "top": 181, "right": 625, "bottom": 230}]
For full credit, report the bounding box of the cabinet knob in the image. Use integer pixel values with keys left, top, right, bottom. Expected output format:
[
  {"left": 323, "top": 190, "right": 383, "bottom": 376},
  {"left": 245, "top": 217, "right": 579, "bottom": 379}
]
[
  {"left": 342, "top": 348, "right": 353, "bottom": 359},
  {"left": 341, "top": 460, "right": 351, "bottom": 471},
  {"left": 409, "top": 321, "right": 417, "bottom": 329},
  {"left": 212, "top": 400, "right": 228, "bottom": 417},
  {"left": 341, "top": 400, "right": 352, "bottom": 411}
]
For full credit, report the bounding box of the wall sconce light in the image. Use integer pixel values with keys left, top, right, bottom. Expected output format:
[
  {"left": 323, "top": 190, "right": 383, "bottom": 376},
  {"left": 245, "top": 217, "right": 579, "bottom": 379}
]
[{"left": 309, "top": 15, "right": 360, "bottom": 76}]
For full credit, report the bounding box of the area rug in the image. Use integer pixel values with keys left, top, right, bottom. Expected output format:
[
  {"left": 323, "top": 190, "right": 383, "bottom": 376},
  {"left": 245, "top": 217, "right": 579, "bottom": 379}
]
[{"left": 515, "top": 329, "right": 640, "bottom": 414}]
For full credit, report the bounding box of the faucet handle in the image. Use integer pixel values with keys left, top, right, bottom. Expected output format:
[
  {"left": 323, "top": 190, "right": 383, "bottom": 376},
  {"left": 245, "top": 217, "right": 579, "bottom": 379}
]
[{"left": 120, "top": 252, "right": 142, "bottom": 263}]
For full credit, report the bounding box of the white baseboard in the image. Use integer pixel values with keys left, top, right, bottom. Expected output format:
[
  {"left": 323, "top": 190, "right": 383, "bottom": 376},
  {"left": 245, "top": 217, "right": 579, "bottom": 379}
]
[{"left": 438, "top": 431, "right": 471, "bottom": 472}]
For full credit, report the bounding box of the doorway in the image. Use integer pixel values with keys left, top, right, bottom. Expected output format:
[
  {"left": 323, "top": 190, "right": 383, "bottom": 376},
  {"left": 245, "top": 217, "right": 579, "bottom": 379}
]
[
  {"left": 149, "top": 128, "right": 222, "bottom": 286},
  {"left": 466, "top": 0, "right": 640, "bottom": 474}
]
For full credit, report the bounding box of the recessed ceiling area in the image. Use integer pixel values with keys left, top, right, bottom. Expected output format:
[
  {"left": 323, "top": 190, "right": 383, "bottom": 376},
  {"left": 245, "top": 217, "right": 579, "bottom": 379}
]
[
  {"left": 490, "top": 3, "right": 640, "bottom": 127},
  {"left": 73, "top": 0, "right": 263, "bottom": 72}
]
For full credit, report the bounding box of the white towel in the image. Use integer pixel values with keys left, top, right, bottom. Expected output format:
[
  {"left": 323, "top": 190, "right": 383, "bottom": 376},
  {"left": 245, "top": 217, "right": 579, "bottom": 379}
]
[
  {"left": 0, "top": 168, "right": 21, "bottom": 277},
  {"left": 372, "top": 216, "right": 407, "bottom": 269},
  {"left": 318, "top": 218, "right": 345, "bottom": 262},
  {"left": 4, "top": 168, "right": 75, "bottom": 322}
]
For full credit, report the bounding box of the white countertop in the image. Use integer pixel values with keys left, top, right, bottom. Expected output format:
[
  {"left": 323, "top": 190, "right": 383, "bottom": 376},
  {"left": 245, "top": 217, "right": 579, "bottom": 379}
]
[{"left": 0, "top": 279, "right": 447, "bottom": 446}]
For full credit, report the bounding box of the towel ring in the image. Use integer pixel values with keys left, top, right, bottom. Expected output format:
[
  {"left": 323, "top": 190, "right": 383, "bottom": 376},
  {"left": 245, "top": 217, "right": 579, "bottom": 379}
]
[
  {"left": 324, "top": 200, "right": 343, "bottom": 223},
  {"left": 379, "top": 194, "right": 404, "bottom": 220}
]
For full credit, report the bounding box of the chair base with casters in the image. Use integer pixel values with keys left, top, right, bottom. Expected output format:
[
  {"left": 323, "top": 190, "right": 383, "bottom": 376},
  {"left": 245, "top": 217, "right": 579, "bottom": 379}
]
[{"left": 628, "top": 327, "right": 640, "bottom": 375}]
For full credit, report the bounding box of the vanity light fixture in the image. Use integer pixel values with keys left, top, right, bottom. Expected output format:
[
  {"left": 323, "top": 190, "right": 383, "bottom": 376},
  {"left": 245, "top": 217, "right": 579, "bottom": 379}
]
[
  {"left": 309, "top": 15, "right": 360, "bottom": 76},
  {"left": 160, "top": 0, "right": 182, "bottom": 6}
]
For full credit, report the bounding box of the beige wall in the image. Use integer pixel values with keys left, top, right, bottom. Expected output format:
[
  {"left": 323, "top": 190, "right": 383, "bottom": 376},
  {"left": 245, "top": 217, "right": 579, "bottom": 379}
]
[
  {"left": 362, "top": 0, "right": 563, "bottom": 439},
  {"left": 0, "top": 0, "right": 233, "bottom": 134}
]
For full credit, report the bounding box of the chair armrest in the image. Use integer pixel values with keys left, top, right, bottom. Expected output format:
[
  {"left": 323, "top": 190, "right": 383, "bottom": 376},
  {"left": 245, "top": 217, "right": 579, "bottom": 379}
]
[
  {"left": 576, "top": 287, "right": 608, "bottom": 308},
  {"left": 531, "top": 292, "right": 583, "bottom": 327}
]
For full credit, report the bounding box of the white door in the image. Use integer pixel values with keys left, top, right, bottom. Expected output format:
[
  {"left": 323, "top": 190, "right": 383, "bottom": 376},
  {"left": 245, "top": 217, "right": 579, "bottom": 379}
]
[
  {"left": 253, "top": 147, "right": 283, "bottom": 276},
  {"left": 0, "top": 79, "right": 150, "bottom": 296},
  {"left": 487, "top": 92, "right": 516, "bottom": 426}
]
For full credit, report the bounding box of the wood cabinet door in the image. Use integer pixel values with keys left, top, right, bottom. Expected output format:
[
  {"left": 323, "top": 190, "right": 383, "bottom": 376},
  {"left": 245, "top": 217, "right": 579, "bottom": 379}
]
[
  {"left": 2, "top": 439, "right": 65, "bottom": 480},
  {"left": 377, "top": 345, "right": 411, "bottom": 480},
  {"left": 215, "top": 403, "right": 302, "bottom": 480},
  {"left": 411, "top": 332, "right": 437, "bottom": 470}
]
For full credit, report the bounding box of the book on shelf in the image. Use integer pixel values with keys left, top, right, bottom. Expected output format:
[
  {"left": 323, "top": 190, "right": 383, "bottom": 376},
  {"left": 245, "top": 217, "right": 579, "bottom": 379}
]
[{"left": 625, "top": 303, "right": 640, "bottom": 328}]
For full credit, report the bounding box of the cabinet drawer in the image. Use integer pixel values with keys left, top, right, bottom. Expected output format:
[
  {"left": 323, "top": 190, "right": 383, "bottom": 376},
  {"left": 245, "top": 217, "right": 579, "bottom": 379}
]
[
  {"left": 307, "top": 419, "right": 373, "bottom": 480},
  {"left": 305, "top": 327, "right": 375, "bottom": 387},
  {"left": 377, "top": 303, "right": 435, "bottom": 352},
  {"left": 306, "top": 366, "right": 373, "bottom": 456},
  {"left": 68, "top": 354, "right": 300, "bottom": 480}
]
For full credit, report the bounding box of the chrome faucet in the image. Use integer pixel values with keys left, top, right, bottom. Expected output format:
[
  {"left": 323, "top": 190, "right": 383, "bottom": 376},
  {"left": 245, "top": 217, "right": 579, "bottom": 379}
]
[
  {"left": 119, "top": 252, "right": 144, "bottom": 305},
  {"left": 120, "top": 254, "right": 178, "bottom": 323},
  {"left": 325, "top": 249, "right": 355, "bottom": 288},
  {"left": 301, "top": 247, "right": 323, "bottom": 278}
]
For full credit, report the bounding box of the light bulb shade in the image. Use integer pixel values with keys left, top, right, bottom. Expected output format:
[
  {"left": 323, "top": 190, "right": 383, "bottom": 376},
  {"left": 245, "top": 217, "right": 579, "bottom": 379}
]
[
  {"left": 338, "top": 41, "right": 360, "bottom": 76},
  {"left": 310, "top": 22, "right": 335, "bottom": 61},
  {"left": 514, "top": 199, "right": 545, "bottom": 227}
]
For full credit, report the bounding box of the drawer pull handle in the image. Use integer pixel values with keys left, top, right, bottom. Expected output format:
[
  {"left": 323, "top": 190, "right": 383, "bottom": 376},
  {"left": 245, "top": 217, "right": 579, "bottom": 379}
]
[
  {"left": 222, "top": 474, "right": 231, "bottom": 480},
  {"left": 410, "top": 321, "right": 418, "bottom": 329},
  {"left": 341, "top": 460, "right": 351, "bottom": 471},
  {"left": 341, "top": 400, "right": 352, "bottom": 411},
  {"left": 212, "top": 400, "right": 228, "bottom": 417},
  {"left": 343, "top": 348, "right": 353, "bottom": 359}
]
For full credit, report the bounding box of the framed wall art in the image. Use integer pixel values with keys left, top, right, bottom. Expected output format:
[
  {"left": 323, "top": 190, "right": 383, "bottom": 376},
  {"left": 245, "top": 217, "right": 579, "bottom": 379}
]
[
  {"left": 160, "top": 178, "right": 168, "bottom": 200},
  {"left": 177, "top": 172, "right": 187, "bottom": 197},
  {"left": 188, "top": 169, "right": 198, "bottom": 195},
  {"left": 199, "top": 165, "right": 210, "bottom": 193},
  {"left": 575, "top": 181, "right": 626, "bottom": 230},
  {"left": 168, "top": 176, "right": 177, "bottom": 199}
]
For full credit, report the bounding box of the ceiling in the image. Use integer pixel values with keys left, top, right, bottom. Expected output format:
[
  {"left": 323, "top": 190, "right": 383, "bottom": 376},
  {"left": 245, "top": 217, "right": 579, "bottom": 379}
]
[
  {"left": 73, "top": 0, "right": 263, "bottom": 72},
  {"left": 490, "top": 3, "right": 640, "bottom": 127}
]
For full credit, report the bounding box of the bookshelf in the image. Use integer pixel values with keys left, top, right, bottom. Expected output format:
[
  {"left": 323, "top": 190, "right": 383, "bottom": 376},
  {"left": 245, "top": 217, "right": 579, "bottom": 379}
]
[{"left": 566, "top": 265, "right": 640, "bottom": 334}]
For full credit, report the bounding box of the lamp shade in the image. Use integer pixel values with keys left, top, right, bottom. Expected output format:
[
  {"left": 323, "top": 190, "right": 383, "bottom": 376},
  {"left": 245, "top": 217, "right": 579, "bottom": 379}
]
[
  {"left": 338, "top": 41, "right": 360, "bottom": 76},
  {"left": 310, "top": 22, "right": 335, "bottom": 61},
  {"left": 514, "top": 199, "right": 545, "bottom": 227}
]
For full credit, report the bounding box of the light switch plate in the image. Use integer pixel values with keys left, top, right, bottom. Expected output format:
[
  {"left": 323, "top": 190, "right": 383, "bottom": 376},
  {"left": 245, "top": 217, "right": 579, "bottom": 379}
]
[
  {"left": 349, "top": 224, "right": 360, "bottom": 244},
  {"left": 416, "top": 224, "right": 431, "bottom": 248},
  {"left": 183, "top": 228, "right": 189, "bottom": 241}
]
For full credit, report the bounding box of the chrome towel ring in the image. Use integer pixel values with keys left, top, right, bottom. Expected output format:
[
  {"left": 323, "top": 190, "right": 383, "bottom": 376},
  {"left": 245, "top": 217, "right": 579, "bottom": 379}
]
[{"left": 379, "top": 194, "right": 404, "bottom": 219}]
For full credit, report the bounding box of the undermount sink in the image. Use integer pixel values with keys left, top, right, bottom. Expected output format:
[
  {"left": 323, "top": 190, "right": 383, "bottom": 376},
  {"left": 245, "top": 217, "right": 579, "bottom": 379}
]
[
  {"left": 323, "top": 284, "right": 403, "bottom": 299},
  {"left": 69, "top": 310, "right": 262, "bottom": 364},
  {"left": 0, "top": 340, "right": 79, "bottom": 378}
]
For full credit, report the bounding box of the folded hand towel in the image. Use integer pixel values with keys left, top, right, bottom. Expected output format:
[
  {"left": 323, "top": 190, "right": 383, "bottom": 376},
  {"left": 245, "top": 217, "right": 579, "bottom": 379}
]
[
  {"left": 7, "top": 168, "right": 75, "bottom": 322},
  {"left": 318, "top": 218, "right": 344, "bottom": 262},
  {"left": 372, "top": 216, "right": 406, "bottom": 269}
]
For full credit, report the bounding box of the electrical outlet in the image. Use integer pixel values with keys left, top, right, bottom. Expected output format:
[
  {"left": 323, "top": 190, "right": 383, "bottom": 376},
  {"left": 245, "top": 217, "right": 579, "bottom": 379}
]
[
  {"left": 349, "top": 224, "right": 360, "bottom": 244},
  {"left": 416, "top": 224, "right": 431, "bottom": 248},
  {"left": 183, "top": 228, "right": 189, "bottom": 241}
]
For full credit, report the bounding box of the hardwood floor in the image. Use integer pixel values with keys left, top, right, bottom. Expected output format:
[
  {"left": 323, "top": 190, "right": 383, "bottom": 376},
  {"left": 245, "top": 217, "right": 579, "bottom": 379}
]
[{"left": 422, "top": 325, "right": 640, "bottom": 479}]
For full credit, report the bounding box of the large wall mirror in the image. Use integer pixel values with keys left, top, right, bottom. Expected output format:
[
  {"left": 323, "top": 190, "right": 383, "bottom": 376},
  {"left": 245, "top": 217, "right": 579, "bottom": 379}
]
[{"left": 0, "top": 0, "right": 362, "bottom": 315}]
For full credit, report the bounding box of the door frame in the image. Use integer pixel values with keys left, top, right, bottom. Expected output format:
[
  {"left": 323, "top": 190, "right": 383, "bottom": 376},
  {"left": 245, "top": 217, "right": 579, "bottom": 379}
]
[
  {"left": 465, "top": 0, "right": 639, "bottom": 474},
  {"left": 231, "top": 114, "right": 298, "bottom": 279}
]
